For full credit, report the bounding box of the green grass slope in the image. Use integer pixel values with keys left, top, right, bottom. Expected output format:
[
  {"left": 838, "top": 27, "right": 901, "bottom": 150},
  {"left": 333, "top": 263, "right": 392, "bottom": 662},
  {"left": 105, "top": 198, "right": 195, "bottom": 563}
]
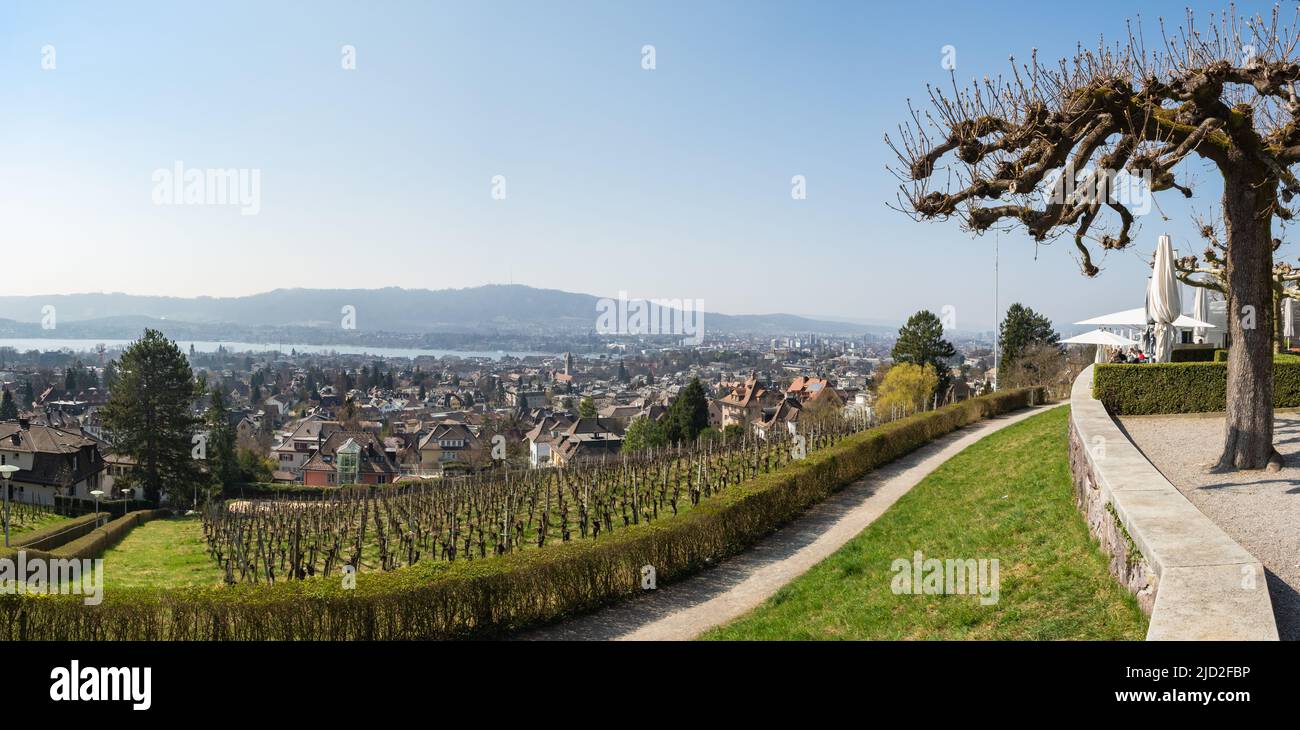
[{"left": 706, "top": 407, "right": 1148, "bottom": 640}]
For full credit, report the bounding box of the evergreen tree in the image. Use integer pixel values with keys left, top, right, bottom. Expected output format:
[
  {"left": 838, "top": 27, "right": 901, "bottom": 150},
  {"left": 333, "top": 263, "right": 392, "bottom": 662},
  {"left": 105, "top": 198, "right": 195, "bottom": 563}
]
[
  {"left": 100, "top": 329, "right": 204, "bottom": 505},
  {"left": 0, "top": 389, "right": 17, "bottom": 420},
  {"left": 891, "top": 310, "right": 957, "bottom": 397},
  {"left": 665, "top": 377, "right": 709, "bottom": 444},
  {"left": 998, "top": 303, "right": 1060, "bottom": 367},
  {"left": 204, "top": 386, "right": 240, "bottom": 490}
]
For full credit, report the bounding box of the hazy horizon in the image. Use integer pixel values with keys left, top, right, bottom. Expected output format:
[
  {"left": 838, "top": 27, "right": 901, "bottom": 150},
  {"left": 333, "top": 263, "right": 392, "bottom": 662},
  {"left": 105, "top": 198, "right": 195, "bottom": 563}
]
[{"left": 2, "top": 0, "right": 1251, "bottom": 331}]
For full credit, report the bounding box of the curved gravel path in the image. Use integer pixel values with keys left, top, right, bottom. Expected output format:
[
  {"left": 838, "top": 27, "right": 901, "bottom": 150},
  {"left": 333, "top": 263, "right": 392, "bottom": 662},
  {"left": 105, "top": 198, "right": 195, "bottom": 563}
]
[
  {"left": 521, "top": 403, "right": 1062, "bottom": 641},
  {"left": 1119, "top": 412, "right": 1300, "bottom": 641}
]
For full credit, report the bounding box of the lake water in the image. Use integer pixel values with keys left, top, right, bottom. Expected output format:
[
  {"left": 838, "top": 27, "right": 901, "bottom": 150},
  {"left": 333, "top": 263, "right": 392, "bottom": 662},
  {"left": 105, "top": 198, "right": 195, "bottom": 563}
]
[{"left": 0, "top": 338, "right": 553, "bottom": 360}]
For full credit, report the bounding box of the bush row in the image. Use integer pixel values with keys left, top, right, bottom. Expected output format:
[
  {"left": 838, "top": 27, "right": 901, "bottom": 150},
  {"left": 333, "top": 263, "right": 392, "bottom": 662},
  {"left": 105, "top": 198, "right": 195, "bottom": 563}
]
[
  {"left": 53, "top": 495, "right": 156, "bottom": 517},
  {"left": 6, "top": 513, "right": 101, "bottom": 552},
  {"left": 1, "top": 510, "right": 171, "bottom": 564},
  {"left": 0, "top": 388, "right": 1043, "bottom": 641},
  {"left": 222, "top": 481, "right": 412, "bottom": 500},
  {"left": 1212, "top": 349, "right": 1300, "bottom": 363},
  {"left": 1093, "top": 361, "right": 1300, "bottom": 415},
  {"left": 49, "top": 509, "right": 172, "bottom": 561}
]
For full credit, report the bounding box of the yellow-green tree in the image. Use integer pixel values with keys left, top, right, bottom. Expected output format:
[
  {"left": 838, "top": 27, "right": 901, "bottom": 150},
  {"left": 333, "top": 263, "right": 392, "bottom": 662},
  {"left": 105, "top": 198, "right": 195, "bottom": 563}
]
[{"left": 875, "top": 363, "right": 939, "bottom": 417}]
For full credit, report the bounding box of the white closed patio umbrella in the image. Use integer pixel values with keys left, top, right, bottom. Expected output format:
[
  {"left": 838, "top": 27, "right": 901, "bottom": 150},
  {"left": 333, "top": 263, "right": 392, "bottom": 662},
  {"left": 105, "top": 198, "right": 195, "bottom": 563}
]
[
  {"left": 1192, "top": 285, "right": 1210, "bottom": 343},
  {"left": 1285, "top": 298, "right": 1296, "bottom": 348},
  {"left": 1146, "top": 235, "right": 1181, "bottom": 362}
]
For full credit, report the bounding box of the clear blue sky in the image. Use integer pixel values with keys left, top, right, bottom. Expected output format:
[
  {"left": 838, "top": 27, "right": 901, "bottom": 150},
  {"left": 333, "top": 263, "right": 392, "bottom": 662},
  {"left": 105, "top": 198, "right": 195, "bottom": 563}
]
[{"left": 0, "top": 0, "right": 1262, "bottom": 330}]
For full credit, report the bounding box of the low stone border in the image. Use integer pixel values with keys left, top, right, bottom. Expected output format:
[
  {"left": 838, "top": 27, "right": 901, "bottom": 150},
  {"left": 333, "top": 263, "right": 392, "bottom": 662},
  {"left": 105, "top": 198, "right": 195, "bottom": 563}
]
[{"left": 1069, "top": 365, "right": 1278, "bottom": 640}]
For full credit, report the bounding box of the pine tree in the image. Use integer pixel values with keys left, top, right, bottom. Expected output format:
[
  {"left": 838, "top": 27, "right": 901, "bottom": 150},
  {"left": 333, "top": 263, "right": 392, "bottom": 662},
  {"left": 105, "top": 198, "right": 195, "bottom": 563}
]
[
  {"left": 0, "top": 389, "right": 17, "bottom": 420},
  {"left": 204, "top": 386, "right": 240, "bottom": 490},
  {"left": 891, "top": 310, "right": 957, "bottom": 397},
  {"left": 665, "top": 377, "right": 709, "bottom": 444},
  {"left": 100, "top": 329, "right": 204, "bottom": 505},
  {"left": 999, "top": 303, "right": 1059, "bottom": 368}
]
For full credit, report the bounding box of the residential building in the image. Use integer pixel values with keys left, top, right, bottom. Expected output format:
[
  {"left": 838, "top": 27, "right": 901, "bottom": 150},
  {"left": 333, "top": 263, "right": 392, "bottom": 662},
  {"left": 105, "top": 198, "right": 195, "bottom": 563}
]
[
  {"left": 300, "top": 431, "right": 399, "bottom": 486},
  {"left": 0, "top": 418, "right": 107, "bottom": 506},
  {"left": 417, "top": 422, "right": 484, "bottom": 471},
  {"left": 717, "top": 373, "right": 777, "bottom": 428}
]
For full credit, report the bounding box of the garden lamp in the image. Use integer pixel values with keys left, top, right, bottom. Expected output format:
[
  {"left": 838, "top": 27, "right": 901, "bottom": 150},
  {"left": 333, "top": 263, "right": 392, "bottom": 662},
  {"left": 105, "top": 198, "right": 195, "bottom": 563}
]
[
  {"left": 0, "top": 464, "right": 19, "bottom": 547},
  {"left": 90, "top": 489, "right": 104, "bottom": 525}
]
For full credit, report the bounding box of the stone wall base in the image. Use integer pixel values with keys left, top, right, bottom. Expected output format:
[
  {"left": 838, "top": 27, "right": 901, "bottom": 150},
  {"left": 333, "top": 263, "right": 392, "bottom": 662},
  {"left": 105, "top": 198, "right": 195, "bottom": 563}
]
[{"left": 1068, "top": 418, "right": 1157, "bottom": 614}]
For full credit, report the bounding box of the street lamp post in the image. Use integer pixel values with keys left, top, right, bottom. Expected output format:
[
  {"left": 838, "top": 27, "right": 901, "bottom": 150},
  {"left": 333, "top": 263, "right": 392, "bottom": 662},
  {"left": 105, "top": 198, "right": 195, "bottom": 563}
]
[
  {"left": 90, "top": 489, "right": 104, "bottom": 526},
  {"left": 1, "top": 465, "right": 20, "bottom": 548}
]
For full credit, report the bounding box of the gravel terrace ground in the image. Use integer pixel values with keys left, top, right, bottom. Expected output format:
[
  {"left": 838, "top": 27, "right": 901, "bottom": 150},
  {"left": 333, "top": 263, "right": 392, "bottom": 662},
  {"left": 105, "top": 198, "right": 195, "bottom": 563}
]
[{"left": 1120, "top": 412, "right": 1300, "bottom": 640}]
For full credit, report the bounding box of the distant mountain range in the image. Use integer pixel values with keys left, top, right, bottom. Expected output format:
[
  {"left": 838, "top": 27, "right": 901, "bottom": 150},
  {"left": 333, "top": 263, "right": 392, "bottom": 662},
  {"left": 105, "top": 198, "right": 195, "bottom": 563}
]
[{"left": 0, "top": 285, "right": 890, "bottom": 343}]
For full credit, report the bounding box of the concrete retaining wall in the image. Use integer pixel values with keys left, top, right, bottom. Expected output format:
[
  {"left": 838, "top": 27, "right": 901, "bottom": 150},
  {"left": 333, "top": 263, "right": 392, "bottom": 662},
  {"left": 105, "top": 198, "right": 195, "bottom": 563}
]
[{"left": 1068, "top": 366, "right": 1278, "bottom": 641}]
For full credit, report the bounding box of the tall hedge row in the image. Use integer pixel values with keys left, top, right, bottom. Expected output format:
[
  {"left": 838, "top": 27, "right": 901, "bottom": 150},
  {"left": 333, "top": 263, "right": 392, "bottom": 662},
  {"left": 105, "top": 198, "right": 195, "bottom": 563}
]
[
  {"left": 0, "top": 388, "right": 1042, "bottom": 641},
  {"left": 0, "top": 509, "right": 171, "bottom": 564},
  {"left": 1093, "top": 361, "right": 1300, "bottom": 415},
  {"left": 6, "top": 513, "right": 101, "bottom": 552}
]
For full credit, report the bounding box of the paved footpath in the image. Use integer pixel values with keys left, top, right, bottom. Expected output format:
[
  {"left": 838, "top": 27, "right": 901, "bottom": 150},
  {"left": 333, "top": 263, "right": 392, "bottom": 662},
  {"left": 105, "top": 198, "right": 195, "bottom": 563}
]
[{"left": 522, "top": 403, "right": 1062, "bottom": 641}]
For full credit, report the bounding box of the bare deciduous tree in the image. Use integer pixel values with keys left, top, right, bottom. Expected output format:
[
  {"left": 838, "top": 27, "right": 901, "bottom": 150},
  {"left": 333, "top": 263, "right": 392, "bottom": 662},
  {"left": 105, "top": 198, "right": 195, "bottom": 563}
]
[
  {"left": 889, "top": 5, "right": 1300, "bottom": 469},
  {"left": 1176, "top": 217, "right": 1300, "bottom": 351}
]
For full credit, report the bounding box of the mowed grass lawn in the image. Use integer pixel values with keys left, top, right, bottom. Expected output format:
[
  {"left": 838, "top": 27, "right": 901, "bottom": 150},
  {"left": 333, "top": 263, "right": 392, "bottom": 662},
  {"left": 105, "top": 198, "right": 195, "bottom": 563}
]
[
  {"left": 98, "top": 516, "right": 225, "bottom": 590},
  {"left": 705, "top": 407, "right": 1148, "bottom": 640}
]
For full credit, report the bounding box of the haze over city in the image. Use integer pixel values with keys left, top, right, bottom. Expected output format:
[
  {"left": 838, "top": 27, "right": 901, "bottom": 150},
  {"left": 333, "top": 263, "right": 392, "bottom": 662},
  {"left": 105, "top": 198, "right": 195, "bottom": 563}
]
[{"left": 0, "top": 0, "right": 1234, "bottom": 330}]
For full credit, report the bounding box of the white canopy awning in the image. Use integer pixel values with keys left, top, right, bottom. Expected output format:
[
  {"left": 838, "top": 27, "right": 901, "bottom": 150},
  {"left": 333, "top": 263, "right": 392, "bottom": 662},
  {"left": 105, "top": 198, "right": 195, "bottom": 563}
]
[
  {"left": 1060, "top": 329, "right": 1141, "bottom": 346},
  {"left": 1074, "top": 307, "right": 1214, "bottom": 330}
]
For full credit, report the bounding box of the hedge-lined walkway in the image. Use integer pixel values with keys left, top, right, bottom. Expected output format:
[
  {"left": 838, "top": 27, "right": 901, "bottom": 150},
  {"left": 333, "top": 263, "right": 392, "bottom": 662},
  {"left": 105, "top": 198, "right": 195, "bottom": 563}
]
[{"left": 521, "top": 403, "right": 1061, "bottom": 641}]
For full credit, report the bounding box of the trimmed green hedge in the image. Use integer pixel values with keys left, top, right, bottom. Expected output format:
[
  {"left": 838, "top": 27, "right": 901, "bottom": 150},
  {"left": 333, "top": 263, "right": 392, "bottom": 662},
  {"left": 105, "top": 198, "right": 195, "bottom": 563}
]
[
  {"left": 7, "top": 513, "right": 100, "bottom": 551},
  {"left": 1093, "top": 361, "right": 1300, "bottom": 415},
  {"left": 54, "top": 495, "right": 155, "bottom": 517},
  {"left": 0, "top": 389, "right": 1043, "bottom": 641},
  {"left": 1170, "top": 347, "right": 1216, "bottom": 363},
  {"left": 1, "top": 509, "right": 170, "bottom": 563},
  {"left": 223, "top": 481, "right": 416, "bottom": 500},
  {"left": 49, "top": 509, "right": 172, "bottom": 560},
  {"left": 1212, "top": 349, "right": 1300, "bottom": 363}
]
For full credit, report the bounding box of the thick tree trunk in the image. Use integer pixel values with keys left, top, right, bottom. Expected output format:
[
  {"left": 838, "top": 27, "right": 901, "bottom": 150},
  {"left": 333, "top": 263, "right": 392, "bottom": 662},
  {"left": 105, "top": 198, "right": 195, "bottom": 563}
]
[{"left": 1216, "top": 166, "right": 1278, "bottom": 470}]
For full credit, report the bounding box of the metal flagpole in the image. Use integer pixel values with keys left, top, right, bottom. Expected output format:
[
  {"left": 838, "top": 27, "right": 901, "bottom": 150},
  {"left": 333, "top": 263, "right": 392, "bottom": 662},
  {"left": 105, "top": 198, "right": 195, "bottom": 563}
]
[{"left": 993, "top": 232, "right": 1000, "bottom": 391}]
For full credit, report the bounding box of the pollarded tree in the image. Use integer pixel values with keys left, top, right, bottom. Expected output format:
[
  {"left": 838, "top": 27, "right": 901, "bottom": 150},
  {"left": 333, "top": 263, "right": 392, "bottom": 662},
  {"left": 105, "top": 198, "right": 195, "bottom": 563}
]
[
  {"left": 889, "top": 7, "right": 1300, "bottom": 470},
  {"left": 1175, "top": 219, "right": 1300, "bottom": 352}
]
